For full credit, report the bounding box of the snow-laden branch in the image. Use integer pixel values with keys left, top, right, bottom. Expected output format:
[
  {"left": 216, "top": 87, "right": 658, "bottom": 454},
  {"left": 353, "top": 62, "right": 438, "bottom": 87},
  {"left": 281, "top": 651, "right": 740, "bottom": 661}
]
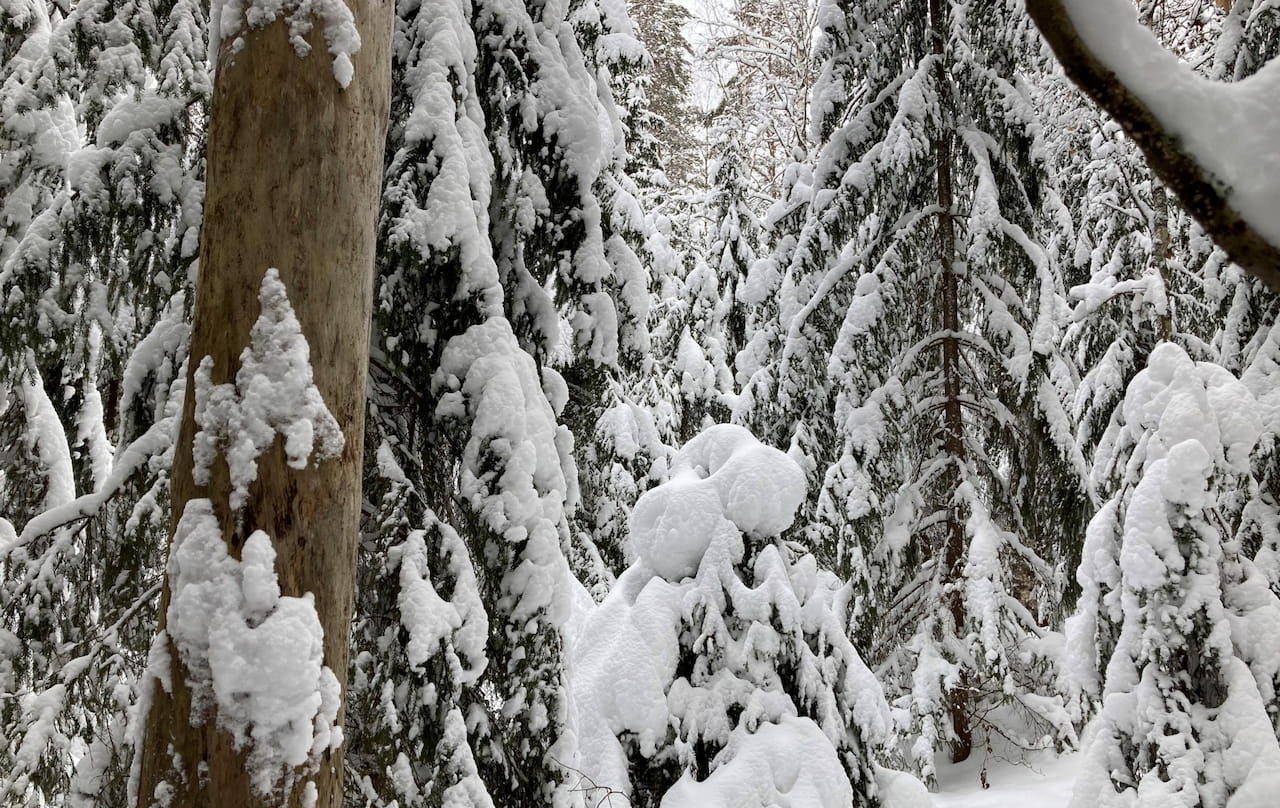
[{"left": 1026, "top": 0, "right": 1280, "bottom": 291}]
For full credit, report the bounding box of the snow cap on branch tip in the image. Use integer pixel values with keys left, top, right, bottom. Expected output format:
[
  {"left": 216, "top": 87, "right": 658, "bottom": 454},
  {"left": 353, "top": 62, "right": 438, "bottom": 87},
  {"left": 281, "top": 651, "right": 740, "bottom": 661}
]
[{"left": 630, "top": 424, "right": 807, "bottom": 581}]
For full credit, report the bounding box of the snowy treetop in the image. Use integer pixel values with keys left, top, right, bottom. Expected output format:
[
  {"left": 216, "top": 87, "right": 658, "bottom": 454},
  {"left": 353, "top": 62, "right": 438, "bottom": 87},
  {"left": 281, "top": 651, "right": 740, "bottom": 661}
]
[{"left": 629, "top": 423, "right": 807, "bottom": 581}]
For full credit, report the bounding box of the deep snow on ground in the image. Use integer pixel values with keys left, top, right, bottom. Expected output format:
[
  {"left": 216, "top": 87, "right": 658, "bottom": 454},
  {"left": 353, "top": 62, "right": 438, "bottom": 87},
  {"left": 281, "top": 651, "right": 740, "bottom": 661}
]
[{"left": 932, "top": 744, "right": 1080, "bottom": 808}]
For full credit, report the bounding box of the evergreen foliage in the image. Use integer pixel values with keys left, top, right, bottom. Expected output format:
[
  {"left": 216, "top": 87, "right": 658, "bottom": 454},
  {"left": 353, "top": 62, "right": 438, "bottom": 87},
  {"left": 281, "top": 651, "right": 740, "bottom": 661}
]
[
  {"left": 0, "top": 0, "right": 205, "bottom": 802},
  {"left": 2, "top": 1, "right": 1280, "bottom": 806}
]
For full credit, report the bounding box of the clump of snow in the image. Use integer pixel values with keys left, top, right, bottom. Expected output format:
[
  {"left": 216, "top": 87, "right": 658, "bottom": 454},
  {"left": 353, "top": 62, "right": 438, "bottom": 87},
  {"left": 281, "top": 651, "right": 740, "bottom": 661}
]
[
  {"left": 435, "top": 317, "right": 577, "bottom": 627},
  {"left": 165, "top": 499, "right": 342, "bottom": 797},
  {"left": 660, "top": 718, "right": 853, "bottom": 808},
  {"left": 876, "top": 765, "right": 933, "bottom": 808},
  {"left": 629, "top": 424, "right": 807, "bottom": 580},
  {"left": 211, "top": 0, "right": 362, "bottom": 88},
  {"left": 193, "top": 268, "right": 343, "bottom": 513}
]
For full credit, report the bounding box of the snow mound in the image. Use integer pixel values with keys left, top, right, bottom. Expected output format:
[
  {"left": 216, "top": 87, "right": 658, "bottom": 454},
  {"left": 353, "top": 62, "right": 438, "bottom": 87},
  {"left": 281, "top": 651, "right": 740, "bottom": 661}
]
[
  {"left": 629, "top": 424, "right": 806, "bottom": 580},
  {"left": 660, "top": 718, "right": 852, "bottom": 808},
  {"left": 876, "top": 766, "right": 934, "bottom": 808},
  {"left": 166, "top": 500, "right": 341, "bottom": 797}
]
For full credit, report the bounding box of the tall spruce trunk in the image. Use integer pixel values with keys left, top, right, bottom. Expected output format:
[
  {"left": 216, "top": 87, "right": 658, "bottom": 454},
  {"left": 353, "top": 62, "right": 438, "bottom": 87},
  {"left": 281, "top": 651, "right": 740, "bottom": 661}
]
[
  {"left": 135, "top": 5, "right": 391, "bottom": 807},
  {"left": 929, "top": 0, "right": 973, "bottom": 765}
]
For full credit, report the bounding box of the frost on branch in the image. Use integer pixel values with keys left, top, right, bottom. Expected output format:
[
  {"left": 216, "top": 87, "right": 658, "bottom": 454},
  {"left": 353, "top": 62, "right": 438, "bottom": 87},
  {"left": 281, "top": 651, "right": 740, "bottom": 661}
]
[
  {"left": 211, "top": 0, "right": 362, "bottom": 88},
  {"left": 193, "top": 268, "right": 344, "bottom": 513},
  {"left": 166, "top": 499, "right": 342, "bottom": 797}
]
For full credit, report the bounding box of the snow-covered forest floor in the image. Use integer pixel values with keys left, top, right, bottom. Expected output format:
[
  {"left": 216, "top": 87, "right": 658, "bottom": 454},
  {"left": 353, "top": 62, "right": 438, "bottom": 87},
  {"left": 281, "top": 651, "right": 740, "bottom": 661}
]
[{"left": 933, "top": 744, "right": 1079, "bottom": 808}]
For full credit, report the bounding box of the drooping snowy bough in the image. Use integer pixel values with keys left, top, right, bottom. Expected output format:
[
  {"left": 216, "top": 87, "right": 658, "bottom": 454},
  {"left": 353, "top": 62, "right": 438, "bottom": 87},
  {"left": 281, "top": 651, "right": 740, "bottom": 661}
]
[
  {"left": 571, "top": 424, "right": 894, "bottom": 807},
  {"left": 1027, "top": 0, "right": 1280, "bottom": 291}
]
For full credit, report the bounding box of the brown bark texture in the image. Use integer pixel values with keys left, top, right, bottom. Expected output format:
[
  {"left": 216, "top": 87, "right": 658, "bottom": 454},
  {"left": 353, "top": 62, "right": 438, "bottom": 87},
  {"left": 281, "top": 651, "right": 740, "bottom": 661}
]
[
  {"left": 135, "top": 3, "right": 391, "bottom": 807},
  {"left": 1026, "top": 0, "right": 1280, "bottom": 292},
  {"left": 928, "top": 0, "right": 973, "bottom": 766}
]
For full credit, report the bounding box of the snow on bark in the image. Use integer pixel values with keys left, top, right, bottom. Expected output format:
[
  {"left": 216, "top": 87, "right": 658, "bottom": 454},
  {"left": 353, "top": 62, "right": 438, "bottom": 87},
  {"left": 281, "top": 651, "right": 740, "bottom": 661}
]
[
  {"left": 192, "top": 268, "right": 344, "bottom": 513},
  {"left": 211, "top": 0, "right": 362, "bottom": 87},
  {"left": 165, "top": 499, "right": 342, "bottom": 798}
]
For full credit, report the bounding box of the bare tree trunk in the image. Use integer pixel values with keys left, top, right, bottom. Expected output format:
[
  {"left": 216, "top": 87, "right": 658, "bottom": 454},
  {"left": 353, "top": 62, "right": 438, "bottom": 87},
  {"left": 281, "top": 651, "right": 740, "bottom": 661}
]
[
  {"left": 929, "top": 0, "right": 972, "bottom": 765},
  {"left": 1151, "top": 182, "right": 1175, "bottom": 342},
  {"left": 135, "top": 4, "right": 391, "bottom": 807}
]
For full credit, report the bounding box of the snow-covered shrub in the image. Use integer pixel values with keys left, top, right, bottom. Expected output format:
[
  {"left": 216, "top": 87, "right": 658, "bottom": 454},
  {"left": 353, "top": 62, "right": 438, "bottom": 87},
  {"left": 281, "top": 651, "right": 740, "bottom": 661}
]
[{"left": 572, "top": 424, "right": 893, "bottom": 807}]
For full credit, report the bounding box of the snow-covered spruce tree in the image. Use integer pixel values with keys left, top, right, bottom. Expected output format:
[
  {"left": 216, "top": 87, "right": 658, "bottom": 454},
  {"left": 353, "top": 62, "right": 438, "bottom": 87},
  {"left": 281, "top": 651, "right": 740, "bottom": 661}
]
[
  {"left": 573, "top": 424, "right": 893, "bottom": 807},
  {"left": 626, "top": 0, "right": 696, "bottom": 193},
  {"left": 653, "top": 115, "right": 759, "bottom": 446},
  {"left": 0, "top": 1, "right": 206, "bottom": 802},
  {"left": 705, "top": 116, "right": 758, "bottom": 376},
  {"left": 562, "top": 0, "right": 678, "bottom": 593},
  {"left": 731, "top": 144, "right": 814, "bottom": 454},
  {"left": 1056, "top": 112, "right": 1184, "bottom": 474},
  {"left": 1235, "top": 316, "right": 1280, "bottom": 592},
  {"left": 735, "top": 0, "right": 1087, "bottom": 781},
  {"left": 344, "top": 0, "right": 503, "bottom": 802},
  {"left": 348, "top": 0, "right": 658, "bottom": 800},
  {"left": 1204, "top": 1, "right": 1280, "bottom": 611},
  {"left": 1215, "top": 0, "right": 1280, "bottom": 82},
  {"left": 1068, "top": 343, "right": 1280, "bottom": 808},
  {"left": 1055, "top": 0, "right": 1239, "bottom": 501},
  {"left": 469, "top": 0, "right": 660, "bottom": 596}
]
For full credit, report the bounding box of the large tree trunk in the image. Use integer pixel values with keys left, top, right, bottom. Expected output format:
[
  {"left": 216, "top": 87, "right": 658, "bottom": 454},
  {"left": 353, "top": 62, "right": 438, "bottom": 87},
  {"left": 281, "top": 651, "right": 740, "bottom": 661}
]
[
  {"left": 135, "top": 4, "right": 391, "bottom": 807},
  {"left": 929, "top": 0, "right": 972, "bottom": 766}
]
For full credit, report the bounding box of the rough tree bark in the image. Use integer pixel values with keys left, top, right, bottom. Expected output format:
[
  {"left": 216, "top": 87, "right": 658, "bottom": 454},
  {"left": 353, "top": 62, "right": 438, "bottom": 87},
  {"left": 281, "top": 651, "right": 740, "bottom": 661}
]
[
  {"left": 929, "top": 0, "right": 972, "bottom": 766},
  {"left": 1026, "top": 0, "right": 1280, "bottom": 292},
  {"left": 134, "top": 3, "right": 391, "bottom": 807}
]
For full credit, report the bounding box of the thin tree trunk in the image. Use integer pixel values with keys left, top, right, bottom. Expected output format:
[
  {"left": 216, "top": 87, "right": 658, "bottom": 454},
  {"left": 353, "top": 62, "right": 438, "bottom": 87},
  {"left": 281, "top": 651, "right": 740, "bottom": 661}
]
[
  {"left": 929, "top": 0, "right": 972, "bottom": 765},
  {"left": 1152, "top": 182, "right": 1175, "bottom": 342},
  {"left": 135, "top": 4, "right": 391, "bottom": 807}
]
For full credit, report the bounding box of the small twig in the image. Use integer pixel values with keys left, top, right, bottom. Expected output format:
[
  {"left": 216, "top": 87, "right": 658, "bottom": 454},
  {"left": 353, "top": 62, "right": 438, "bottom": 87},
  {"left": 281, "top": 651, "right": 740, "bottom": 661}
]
[{"left": 551, "top": 757, "right": 633, "bottom": 808}]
